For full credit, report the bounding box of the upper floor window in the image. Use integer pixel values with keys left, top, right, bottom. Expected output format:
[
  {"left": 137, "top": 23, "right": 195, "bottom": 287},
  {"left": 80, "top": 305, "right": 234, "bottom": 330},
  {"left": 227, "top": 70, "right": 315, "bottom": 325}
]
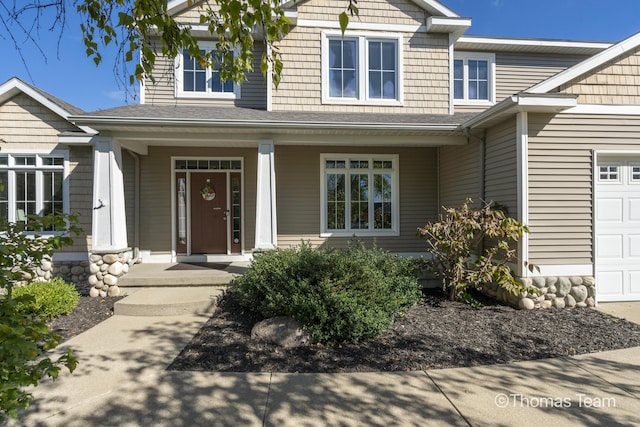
[
  {"left": 0, "top": 152, "right": 67, "bottom": 231},
  {"left": 175, "top": 43, "right": 240, "bottom": 99},
  {"left": 453, "top": 52, "right": 495, "bottom": 105},
  {"left": 322, "top": 32, "right": 403, "bottom": 105}
]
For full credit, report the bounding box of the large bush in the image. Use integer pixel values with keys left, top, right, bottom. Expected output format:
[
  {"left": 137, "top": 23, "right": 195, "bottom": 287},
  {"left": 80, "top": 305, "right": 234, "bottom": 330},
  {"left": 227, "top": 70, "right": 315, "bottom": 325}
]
[
  {"left": 13, "top": 279, "right": 80, "bottom": 319},
  {"left": 234, "top": 243, "right": 421, "bottom": 343}
]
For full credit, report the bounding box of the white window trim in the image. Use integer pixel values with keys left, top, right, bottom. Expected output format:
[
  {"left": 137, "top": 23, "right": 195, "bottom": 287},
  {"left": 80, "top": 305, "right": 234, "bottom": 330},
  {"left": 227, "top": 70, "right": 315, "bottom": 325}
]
[
  {"left": 597, "top": 165, "right": 622, "bottom": 184},
  {"left": 0, "top": 150, "right": 69, "bottom": 234},
  {"left": 453, "top": 51, "right": 495, "bottom": 106},
  {"left": 321, "top": 31, "right": 404, "bottom": 106},
  {"left": 320, "top": 153, "right": 400, "bottom": 237},
  {"left": 174, "top": 41, "right": 241, "bottom": 100}
]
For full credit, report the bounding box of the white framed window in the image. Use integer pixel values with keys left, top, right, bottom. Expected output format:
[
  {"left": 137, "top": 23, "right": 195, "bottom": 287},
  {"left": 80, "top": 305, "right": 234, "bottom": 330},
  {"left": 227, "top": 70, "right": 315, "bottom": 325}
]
[
  {"left": 0, "top": 152, "right": 68, "bottom": 231},
  {"left": 599, "top": 165, "right": 620, "bottom": 182},
  {"left": 453, "top": 52, "right": 495, "bottom": 105},
  {"left": 631, "top": 165, "right": 640, "bottom": 182},
  {"left": 175, "top": 42, "right": 241, "bottom": 99},
  {"left": 320, "top": 154, "right": 399, "bottom": 236},
  {"left": 322, "top": 32, "right": 403, "bottom": 106}
]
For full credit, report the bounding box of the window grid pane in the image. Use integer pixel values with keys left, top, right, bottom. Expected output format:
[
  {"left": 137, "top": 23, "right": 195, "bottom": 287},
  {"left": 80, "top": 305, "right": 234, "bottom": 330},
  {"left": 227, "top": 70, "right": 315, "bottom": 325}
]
[
  {"left": 374, "top": 173, "right": 392, "bottom": 229},
  {"left": 0, "top": 171, "right": 7, "bottom": 220},
  {"left": 599, "top": 165, "right": 619, "bottom": 181},
  {"left": 632, "top": 166, "right": 640, "bottom": 182},
  {"left": 350, "top": 174, "right": 369, "bottom": 229},
  {"left": 211, "top": 52, "right": 235, "bottom": 93},
  {"left": 468, "top": 60, "right": 489, "bottom": 100},
  {"left": 183, "top": 50, "right": 207, "bottom": 92},
  {"left": 16, "top": 171, "right": 36, "bottom": 222},
  {"left": 368, "top": 41, "right": 396, "bottom": 99},
  {"left": 328, "top": 39, "right": 358, "bottom": 98},
  {"left": 326, "top": 173, "right": 346, "bottom": 230}
]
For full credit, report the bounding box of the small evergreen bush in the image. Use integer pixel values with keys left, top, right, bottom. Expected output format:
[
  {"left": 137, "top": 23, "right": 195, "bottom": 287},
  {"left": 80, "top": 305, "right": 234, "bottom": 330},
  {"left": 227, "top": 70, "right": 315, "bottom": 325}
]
[
  {"left": 234, "top": 242, "right": 421, "bottom": 343},
  {"left": 12, "top": 278, "right": 80, "bottom": 319}
]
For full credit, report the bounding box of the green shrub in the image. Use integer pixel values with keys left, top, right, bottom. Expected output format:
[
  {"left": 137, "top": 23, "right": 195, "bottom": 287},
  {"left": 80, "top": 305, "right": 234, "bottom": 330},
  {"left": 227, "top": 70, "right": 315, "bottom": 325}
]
[
  {"left": 234, "top": 242, "right": 421, "bottom": 343},
  {"left": 418, "top": 199, "right": 538, "bottom": 302},
  {"left": 12, "top": 278, "right": 80, "bottom": 319}
]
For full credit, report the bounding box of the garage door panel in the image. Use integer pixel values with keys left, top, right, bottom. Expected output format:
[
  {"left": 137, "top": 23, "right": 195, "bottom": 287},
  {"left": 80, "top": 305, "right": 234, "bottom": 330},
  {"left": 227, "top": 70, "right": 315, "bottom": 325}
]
[
  {"left": 596, "top": 235, "right": 623, "bottom": 258},
  {"left": 629, "top": 198, "right": 640, "bottom": 221},
  {"left": 630, "top": 235, "right": 640, "bottom": 257},
  {"left": 596, "top": 198, "right": 623, "bottom": 222},
  {"left": 596, "top": 271, "right": 624, "bottom": 296},
  {"left": 631, "top": 272, "right": 640, "bottom": 294}
]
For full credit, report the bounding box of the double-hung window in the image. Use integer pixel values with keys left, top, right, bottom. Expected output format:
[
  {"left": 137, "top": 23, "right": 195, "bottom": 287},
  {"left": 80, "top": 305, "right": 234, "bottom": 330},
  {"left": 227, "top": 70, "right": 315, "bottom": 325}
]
[
  {"left": 321, "top": 154, "right": 399, "bottom": 236},
  {"left": 0, "top": 152, "right": 67, "bottom": 231},
  {"left": 453, "top": 52, "right": 495, "bottom": 105},
  {"left": 176, "top": 42, "right": 240, "bottom": 99},
  {"left": 322, "top": 32, "right": 402, "bottom": 105}
]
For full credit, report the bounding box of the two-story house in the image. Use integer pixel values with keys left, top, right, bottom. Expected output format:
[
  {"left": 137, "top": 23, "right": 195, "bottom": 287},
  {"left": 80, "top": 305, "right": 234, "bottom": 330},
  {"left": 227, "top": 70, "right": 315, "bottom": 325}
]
[{"left": 2, "top": 0, "right": 639, "bottom": 304}]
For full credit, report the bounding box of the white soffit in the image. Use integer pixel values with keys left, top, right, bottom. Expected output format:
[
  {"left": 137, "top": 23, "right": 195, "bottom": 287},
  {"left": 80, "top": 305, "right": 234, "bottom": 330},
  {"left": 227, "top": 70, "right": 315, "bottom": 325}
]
[{"left": 456, "top": 35, "right": 612, "bottom": 55}]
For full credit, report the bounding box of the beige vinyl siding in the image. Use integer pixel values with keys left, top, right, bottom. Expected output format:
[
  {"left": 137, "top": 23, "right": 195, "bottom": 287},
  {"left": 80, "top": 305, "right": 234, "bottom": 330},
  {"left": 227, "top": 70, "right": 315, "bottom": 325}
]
[
  {"left": 559, "top": 47, "right": 640, "bottom": 105},
  {"left": 527, "top": 114, "right": 640, "bottom": 265},
  {"left": 454, "top": 52, "right": 585, "bottom": 114},
  {"left": 275, "top": 145, "right": 437, "bottom": 252},
  {"left": 299, "top": 0, "right": 426, "bottom": 25},
  {"left": 139, "top": 146, "right": 257, "bottom": 254},
  {"left": 272, "top": 26, "right": 449, "bottom": 114},
  {"left": 0, "top": 93, "right": 77, "bottom": 145},
  {"left": 143, "top": 42, "right": 267, "bottom": 109},
  {"left": 484, "top": 118, "right": 518, "bottom": 217},
  {"left": 67, "top": 147, "right": 93, "bottom": 253},
  {"left": 438, "top": 142, "right": 482, "bottom": 208}
]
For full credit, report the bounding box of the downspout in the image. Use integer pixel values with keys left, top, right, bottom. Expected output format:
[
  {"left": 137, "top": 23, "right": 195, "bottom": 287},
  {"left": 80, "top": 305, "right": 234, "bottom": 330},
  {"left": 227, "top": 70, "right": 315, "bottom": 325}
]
[{"left": 127, "top": 150, "right": 142, "bottom": 265}]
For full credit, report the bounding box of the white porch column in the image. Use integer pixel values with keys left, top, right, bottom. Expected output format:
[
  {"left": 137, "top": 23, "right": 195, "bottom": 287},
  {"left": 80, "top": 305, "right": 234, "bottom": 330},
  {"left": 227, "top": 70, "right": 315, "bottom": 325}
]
[
  {"left": 254, "top": 140, "right": 277, "bottom": 250},
  {"left": 91, "top": 137, "right": 128, "bottom": 251}
]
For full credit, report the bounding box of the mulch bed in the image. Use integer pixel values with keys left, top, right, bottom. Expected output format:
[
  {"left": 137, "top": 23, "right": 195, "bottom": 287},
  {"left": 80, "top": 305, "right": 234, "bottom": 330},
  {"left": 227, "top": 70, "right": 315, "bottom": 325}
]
[
  {"left": 167, "top": 289, "right": 640, "bottom": 373},
  {"left": 47, "top": 288, "right": 640, "bottom": 373}
]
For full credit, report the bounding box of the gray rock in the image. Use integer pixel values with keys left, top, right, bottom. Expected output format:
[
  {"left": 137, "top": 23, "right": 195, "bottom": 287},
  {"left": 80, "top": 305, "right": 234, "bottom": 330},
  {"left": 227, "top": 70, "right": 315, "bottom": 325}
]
[
  {"left": 251, "top": 316, "right": 311, "bottom": 348},
  {"left": 88, "top": 275, "right": 99, "bottom": 286},
  {"left": 89, "top": 254, "right": 102, "bottom": 262},
  {"left": 586, "top": 297, "right": 595, "bottom": 307},
  {"left": 545, "top": 276, "right": 558, "bottom": 287},
  {"left": 545, "top": 293, "right": 556, "bottom": 300},
  {"left": 104, "top": 274, "right": 118, "bottom": 286},
  {"left": 570, "top": 276, "right": 583, "bottom": 286},
  {"left": 41, "top": 260, "right": 52, "bottom": 271},
  {"left": 540, "top": 300, "right": 553, "bottom": 309},
  {"left": 553, "top": 298, "right": 566, "bottom": 309},
  {"left": 532, "top": 277, "right": 546, "bottom": 288},
  {"left": 89, "top": 263, "right": 100, "bottom": 274},
  {"left": 588, "top": 286, "right": 596, "bottom": 298},
  {"left": 565, "top": 294, "right": 577, "bottom": 308},
  {"left": 89, "top": 287, "right": 100, "bottom": 298},
  {"left": 108, "top": 261, "right": 124, "bottom": 276},
  {"left": 103, "top": 254, "right": 120, "bottom": 264},
  {"left": 583, "top": 276, "right": 595, "bottom": 286},
  {"left": 576, "top": 302, "right": 587, "bottom": 308},
  {"left": 100, "top": 263, "right": 109, "bottom": 272},
  {"left": 107, "top": 285, "right": 120, "bottom": 297},
  {"left": 518, "top": 298, "right": 535, "bottom": 310},
  {"left": 71, "top": 265, "right": 85, "bottom": 275},
  {"left": 519, "top": 277, "right": 533, "bottom": 288},
  {"left": 548, "top": 285, "right": 557, "bottom": 294},
  {"left": 99, "top": 290, "right": 107, "bottom": 298},
  {"left": 570, "top": 285, "right": 588, "bottom": 303},
  {"left": 556, "top": 278, "right": 572, "bottom": 297}
]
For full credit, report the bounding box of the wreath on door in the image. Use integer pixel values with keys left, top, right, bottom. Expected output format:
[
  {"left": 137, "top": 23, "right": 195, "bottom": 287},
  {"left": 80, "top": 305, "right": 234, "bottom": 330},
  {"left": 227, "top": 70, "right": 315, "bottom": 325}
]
[{"left": 200, "top": 180, "right": 216, "bottom": 201}]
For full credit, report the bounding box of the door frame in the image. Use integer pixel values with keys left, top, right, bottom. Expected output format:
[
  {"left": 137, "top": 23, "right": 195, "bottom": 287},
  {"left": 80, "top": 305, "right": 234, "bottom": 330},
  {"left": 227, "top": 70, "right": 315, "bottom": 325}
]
[{"left": 170, "top": 156, "right": 245, "bottom": 261}]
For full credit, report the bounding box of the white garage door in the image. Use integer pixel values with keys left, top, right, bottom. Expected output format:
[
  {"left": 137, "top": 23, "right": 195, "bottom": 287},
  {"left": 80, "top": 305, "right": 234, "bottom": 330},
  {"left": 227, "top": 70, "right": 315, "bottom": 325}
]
[{"left": 595, "top": 157, "right": 640, "bottom": 302}]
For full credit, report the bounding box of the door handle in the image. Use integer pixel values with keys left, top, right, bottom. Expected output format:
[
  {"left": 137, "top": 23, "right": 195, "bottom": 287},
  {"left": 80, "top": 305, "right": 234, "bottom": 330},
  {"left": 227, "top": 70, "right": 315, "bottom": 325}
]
[{"left": 224, "top": 209, "right": 230, "bottom": 220}]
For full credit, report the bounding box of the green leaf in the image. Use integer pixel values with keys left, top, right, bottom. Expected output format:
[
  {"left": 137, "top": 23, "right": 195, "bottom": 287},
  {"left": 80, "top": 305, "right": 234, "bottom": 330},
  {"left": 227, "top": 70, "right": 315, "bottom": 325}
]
[{"left": 339, "top": 12, "right": 349, "bottom": 35}]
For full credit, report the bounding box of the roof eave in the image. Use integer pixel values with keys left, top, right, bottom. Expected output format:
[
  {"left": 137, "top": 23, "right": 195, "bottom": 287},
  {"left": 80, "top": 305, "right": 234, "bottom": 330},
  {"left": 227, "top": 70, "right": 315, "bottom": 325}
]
[{"left": 460, "top": 93, "right": 578, "bottom": 130}]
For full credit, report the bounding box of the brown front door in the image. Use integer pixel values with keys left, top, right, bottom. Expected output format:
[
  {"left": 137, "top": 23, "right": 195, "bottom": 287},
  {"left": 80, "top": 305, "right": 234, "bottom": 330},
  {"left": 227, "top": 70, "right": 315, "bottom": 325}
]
[{"left": 190, "top": 173, "right": 227, "bottom": 254}]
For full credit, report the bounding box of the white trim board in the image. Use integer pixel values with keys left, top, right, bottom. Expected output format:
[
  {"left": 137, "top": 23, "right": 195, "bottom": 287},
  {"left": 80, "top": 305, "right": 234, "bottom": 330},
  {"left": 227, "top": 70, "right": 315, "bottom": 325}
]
[
  {"left": 562, "top": 105, "right": 640, "bottom": 115},
  {"left": 527, "top": 264, "right": 594, "bottom": 277}
]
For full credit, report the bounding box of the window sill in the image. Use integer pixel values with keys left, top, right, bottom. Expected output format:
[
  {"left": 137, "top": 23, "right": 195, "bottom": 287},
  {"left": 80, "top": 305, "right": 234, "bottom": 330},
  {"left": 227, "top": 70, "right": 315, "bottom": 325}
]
[
  {"left": 320, "top": 230, "right": 400, "bottom": 238},
  {"left": 176, "top": 92, "right": 239, "bottom": 100},
  {"left": 454, "top": 100, "right": 494, "bottom": 107},
  {"left": 321, "top": 97, "right": 403, "bottom": 107}
]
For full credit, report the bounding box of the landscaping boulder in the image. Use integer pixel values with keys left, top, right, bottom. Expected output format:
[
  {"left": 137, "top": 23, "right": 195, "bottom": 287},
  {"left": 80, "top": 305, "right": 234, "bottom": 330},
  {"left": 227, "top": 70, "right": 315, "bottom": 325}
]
[{"left": 251, "top": 316, "right": 311, "bottom": 348}]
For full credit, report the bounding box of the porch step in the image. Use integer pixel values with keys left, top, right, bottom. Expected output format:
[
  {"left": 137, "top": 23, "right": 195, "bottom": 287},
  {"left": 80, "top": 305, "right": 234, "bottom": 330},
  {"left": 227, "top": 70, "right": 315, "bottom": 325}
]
[
  {"left": 117, "top": 262, "right": 247, "bottom": 288},
  {"left": 114, "top": 286, "right": 226, "bottom": 316}
]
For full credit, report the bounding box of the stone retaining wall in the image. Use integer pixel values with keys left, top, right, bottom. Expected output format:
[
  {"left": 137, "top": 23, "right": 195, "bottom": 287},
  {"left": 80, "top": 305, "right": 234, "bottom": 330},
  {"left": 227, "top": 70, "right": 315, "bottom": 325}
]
[
  {"left": 484, "top": 276, "right": 596, "bottom": 310},
  {"left": 88, "top": 251, "right": 130, "bottom": 297}
]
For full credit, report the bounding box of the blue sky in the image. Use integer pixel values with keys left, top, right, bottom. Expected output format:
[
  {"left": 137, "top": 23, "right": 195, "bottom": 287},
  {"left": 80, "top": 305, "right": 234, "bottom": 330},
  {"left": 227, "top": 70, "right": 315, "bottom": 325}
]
[{"left": 1, "top": 0, "right": 639, "bottom": 112}]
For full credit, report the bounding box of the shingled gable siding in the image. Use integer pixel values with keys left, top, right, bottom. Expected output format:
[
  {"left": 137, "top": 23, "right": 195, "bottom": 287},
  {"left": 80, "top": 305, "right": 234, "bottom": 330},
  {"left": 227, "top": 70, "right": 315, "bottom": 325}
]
[
  {"left": 454, "top": 52, "right": 586, "bottom": 114},
  {"left": 527, "top": 113, "right": 640, "bottom": 265},
  {"left": 438, "top": 141, "right": 483, "bottom": 209},
  {"left": 271, "top": 0, "right": 449, "bottom": 114},
  {"left": 484, "top": 118, "right": 518, "bottom": 217},
  {"left": 138, "top": 146, "right": 257, "bottom": 255},
  {"left": 143, "top": 40, "right": 267, "bottom": 109},
  {"left": 558, "top": 47, "right": 640, "bottom": 105},
  {"left": 0, "top": 94, "right": 92, "bottom": 252},
  {"left": 275, "top": 145, "right": 438, "bottom": 252}
]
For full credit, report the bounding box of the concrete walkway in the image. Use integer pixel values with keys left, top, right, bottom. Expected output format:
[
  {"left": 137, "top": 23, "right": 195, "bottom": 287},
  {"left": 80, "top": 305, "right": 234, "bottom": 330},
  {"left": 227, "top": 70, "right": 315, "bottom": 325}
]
[{"left": 7, "top": 299, "right": 640, "bottom": 426}]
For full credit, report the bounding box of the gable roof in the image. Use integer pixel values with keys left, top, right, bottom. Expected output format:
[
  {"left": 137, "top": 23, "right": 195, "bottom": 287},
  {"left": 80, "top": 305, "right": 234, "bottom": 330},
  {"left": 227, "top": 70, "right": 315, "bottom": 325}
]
[
  {"left": 0, "top": 77, "right": 94, "bottom": 135},
  {"left": 527, "top": 31, "right": 640, "bottom": 94},
  {"left": 167, "top": 0, "right": 460, "bottom": 18}
]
